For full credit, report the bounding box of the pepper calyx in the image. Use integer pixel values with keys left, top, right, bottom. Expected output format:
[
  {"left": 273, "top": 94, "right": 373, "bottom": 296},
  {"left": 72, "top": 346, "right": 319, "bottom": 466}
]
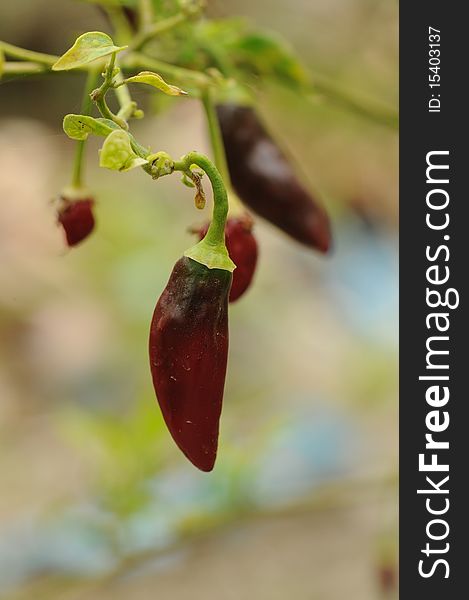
[{"left": 184, "top": 238, "right": 236, "bottom": 271}]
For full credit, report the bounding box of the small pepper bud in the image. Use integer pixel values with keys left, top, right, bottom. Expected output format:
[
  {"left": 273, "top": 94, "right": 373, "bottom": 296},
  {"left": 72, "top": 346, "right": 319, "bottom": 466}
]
[
  {"left": 216, "top": 103, "right": 332, "bottom": 253},
  {"left": 57, "top": 197, "right": 95, "bottom": 247},
  {"left": 196, "top": 214, "right": 258, "bottom": 302},
  {"left": 149, "top": 256, "right": 231, "bottom": 471}
]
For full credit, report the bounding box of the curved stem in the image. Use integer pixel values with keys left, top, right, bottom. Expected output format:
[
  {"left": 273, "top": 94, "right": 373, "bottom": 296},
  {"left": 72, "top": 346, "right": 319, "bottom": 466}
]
[
  {"left": 91, "top": 53, "right": 128, "bottom": 129},
  {"left": 96, "top": 94, "right": 127, "bottom": 128},
  {"left": 71, "top": 69, "right": 100, "bottom": 189},
  {"left": 174, "top": 152, "right": 235, "bottom": 271},
  {"left": 175, "top": 153, "right": 227, "bottom": 247}
]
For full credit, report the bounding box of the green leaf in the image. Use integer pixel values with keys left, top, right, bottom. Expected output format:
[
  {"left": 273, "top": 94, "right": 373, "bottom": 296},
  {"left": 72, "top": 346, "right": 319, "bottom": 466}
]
[
  {"left": 99, "top": 129, "right": 148, "bottom": 172},
  {"left": 0, "top": 49, "right": 5, "bottom": 79},
  {"left": 63, "top": 114, "right": 120, "bottom": 140},
  {"left": 52, "top": 31, "right": 127, "bottom": 71},
  {"left": 123, "top": 71, "right": 188, "bottom": 96},
  {"left": 197, "top": 17, "right": 248, "bottom": 47},
  {"left": 228, "top": 31, "right": 311, "bottom": 89}
]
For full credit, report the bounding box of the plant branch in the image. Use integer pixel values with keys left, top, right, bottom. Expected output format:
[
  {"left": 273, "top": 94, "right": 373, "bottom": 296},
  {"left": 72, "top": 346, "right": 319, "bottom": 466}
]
[
  {"left": 138, "top": 0, "right": 154, "bottom": 30},
  {"left": 90, "top": 53, "right": 128, "bottom": 129},
  {"left": 0, "top": 40, "right": 57, "bottom": 65},
  {"left": 130, "top": 13, "right": 190, "bottom": 52},
  {"left": 113, "top": 66, "right": 142, "bottom": 121},
  {"left": 175, "top": 152, "right": 229, "bottom": 249},
  {"left": 103, "top": 5, "right": 134, "bottom": 44},
  {"left": 201, "top": 87, "right": 230, "bottom": 188},
  {"left": 1, "top": 61, "right": 48, "bottom": 75},
  {"left": 200, "top": 87, "right": 246, "bottom": 214},
  {"left": 71, "top": 69, "right": 101, "bottom": 190},
  {"left": 311, "top": 77, "right": 398, "bottom": 130},
  {"left": 0, "top": 40, "right": 211, "bottom": 91},
  {"left": 0, "top": 42, "right": 398, "bottom": 132}
]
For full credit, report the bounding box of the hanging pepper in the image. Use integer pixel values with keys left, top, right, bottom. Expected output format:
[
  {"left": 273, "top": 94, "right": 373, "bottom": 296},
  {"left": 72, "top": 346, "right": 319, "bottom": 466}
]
[
  {"left": 57, "top": 197, "right": 95, "bottom": 247},
  {"left": 149, "top": 257, "right": 231, "bottom": 471},
  {"left": 216, "top": 103, "right": 332, "bottom": 252},
  {"left": 149, "top": 153, "right": 235, "bottom": 471},
  {"left": 195, "top": 214, "right": 258, "bottom": 302}
]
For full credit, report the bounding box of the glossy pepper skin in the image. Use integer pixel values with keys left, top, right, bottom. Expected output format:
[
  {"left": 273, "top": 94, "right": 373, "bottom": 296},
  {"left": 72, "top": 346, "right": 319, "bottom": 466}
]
[
  {"left": 149, "top": 256, "right": 232, "bottom": 472},
  {"left": 216, "top": 103, "right": 332, "bottom": 252},
  {"left": 197, "top": 215, "right": 258, "bottom": 302},
  {"left": 57, "top": 198, "right": 95, "bottom": 247}
]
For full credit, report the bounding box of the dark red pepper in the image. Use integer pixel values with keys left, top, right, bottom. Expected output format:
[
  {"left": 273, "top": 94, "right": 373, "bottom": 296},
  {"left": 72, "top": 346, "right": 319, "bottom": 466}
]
[
  {"left": 216, "top": 103, "right": 332, "bottom": 252},
  {"left": 377, "top": 564, "right": 397, "bottom": 594},
  {"left": 57, "top": 198, "right": 95, "bottom": 247},
  {"left": 196, "top": 214, "right": 258, "bottom": 302},
  {"left": 149, "top": 256, "right": 231, "bottom": 471}
]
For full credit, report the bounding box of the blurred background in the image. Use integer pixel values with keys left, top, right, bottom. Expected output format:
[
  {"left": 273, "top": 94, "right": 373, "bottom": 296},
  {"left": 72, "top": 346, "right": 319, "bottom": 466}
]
[{"left": 0, "top": 0, "right": 397, "bottom": 598}]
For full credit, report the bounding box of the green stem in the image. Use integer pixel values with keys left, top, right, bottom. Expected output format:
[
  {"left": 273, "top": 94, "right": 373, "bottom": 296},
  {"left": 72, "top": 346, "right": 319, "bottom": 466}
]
[
  {"left": 0, "top": 40, "right": 57, "bottom": 65},
  {"left": 71, "top": 69, "right": 100, "bottom": 189},
  {"left": 114, "top": 68, "right": 139, "bottom": 121},
  {"left": 1, "top": 61, "right": 47, "bottom": 75},
  {"left": 104, "top": 6, "right": 134, "bottom": 44},
  {"left": 138, "top": 0, "right": 154, "bottom": 30},
  {"left": 114, "top": 72, "right": 132, "bottom": 106},
  {"left": 91, "top": 53, "right": 128, "bottom": 129},
  {"left": 201, "top": 86, "right": 246, "bottom": 215},
  {"left": 130, "top": 13, "right": 189, "bottom": 52},
  {"left": 175, "top": 153, "right": 227, "bottom": 247},
  {"left": 201, "top": 88, "right": 230, "bottom": 188},
  {"left": 311, "top": 78, "right": 398, "bottom": 130},
  {"left": 128, "top": 134, "right": 150, "bottom": 160},
  {"left": 0, "top": 43, "right": 210, "bottom": 88},
  {"left": 96, "top": 94, "right": 128, "bottom": 128},
  {"left": 174, "top": 152, "right": 235, "bottom": 271}
]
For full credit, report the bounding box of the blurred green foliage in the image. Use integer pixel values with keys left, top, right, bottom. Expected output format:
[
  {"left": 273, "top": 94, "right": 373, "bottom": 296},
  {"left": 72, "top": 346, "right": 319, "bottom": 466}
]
[{"left": 0, "top": 0, "right": 397, "bottom": 597}]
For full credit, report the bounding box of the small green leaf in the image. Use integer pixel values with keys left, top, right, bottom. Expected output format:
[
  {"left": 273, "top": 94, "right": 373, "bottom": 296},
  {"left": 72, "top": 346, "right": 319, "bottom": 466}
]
[
  {"left": 63, "top": 114, "right": 120, "bottom": 140},
  {"left": 123, "top": 71, "right": 188, "bottom": 96},
  {"left": 99, "top": 130, "right": 148, "bottom": 172},
  {"left": 0, "top": 49, "right": 5, "bottom": 79},
  {"left": 52, "top": 32, "right": 127, "bottom": 71}
]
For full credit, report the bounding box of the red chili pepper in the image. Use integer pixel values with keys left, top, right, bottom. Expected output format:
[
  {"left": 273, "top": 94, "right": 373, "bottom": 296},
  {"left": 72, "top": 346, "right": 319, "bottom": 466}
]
[
  {"left": 216, "top": 103, "right": 332, "bottom": 252},
  {"left": 57, "top": 198, "right": 95, "bottom": 247},
  {"left": 377, "top": 564, "right": 397, "bottom": 594},
  {"left": 149, "top": 256, "right": 231, "bottom": 471},
  {"left": 196, "top": 215, "right": 258, "bottom": 302}
]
